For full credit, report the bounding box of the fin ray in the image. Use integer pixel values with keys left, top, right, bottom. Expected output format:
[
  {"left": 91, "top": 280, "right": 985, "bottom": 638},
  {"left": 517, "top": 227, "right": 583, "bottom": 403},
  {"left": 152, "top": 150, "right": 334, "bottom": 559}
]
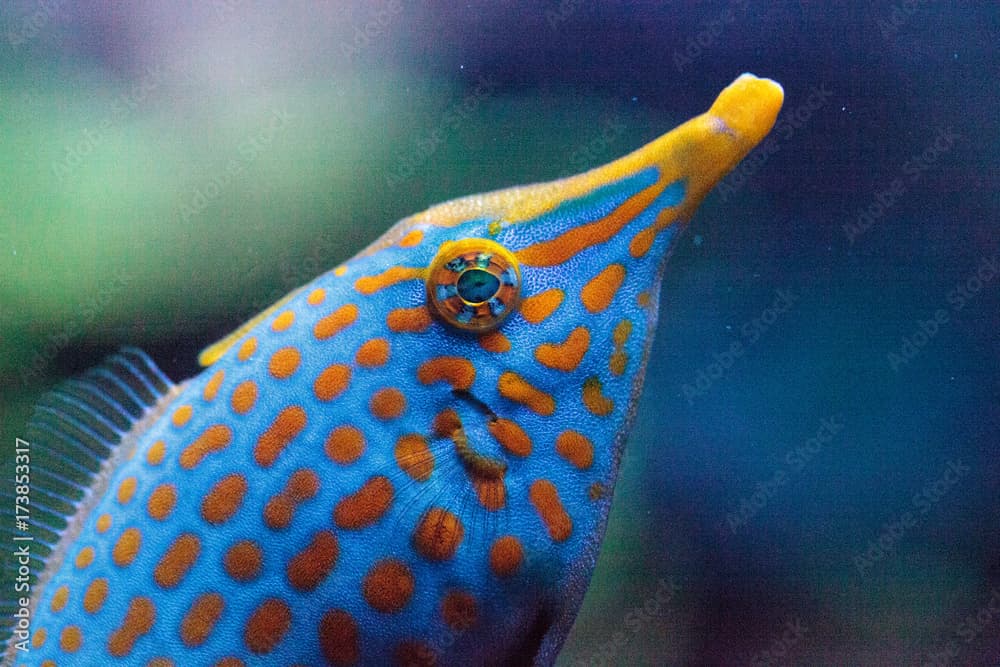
[{"left": 0, "top": 347, "right": 175, "bottom": 655}]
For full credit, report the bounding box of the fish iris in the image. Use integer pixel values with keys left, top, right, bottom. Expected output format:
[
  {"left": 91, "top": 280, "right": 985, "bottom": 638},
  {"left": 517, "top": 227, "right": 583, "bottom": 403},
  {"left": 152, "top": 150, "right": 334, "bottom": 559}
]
[{"left": 457, "top": 269, "right": 500, "bottom": 304}]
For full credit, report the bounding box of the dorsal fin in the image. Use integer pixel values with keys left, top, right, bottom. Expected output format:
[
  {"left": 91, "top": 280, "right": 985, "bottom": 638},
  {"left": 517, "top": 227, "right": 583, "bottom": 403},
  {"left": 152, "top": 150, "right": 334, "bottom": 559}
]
[
  {"left": 0, "top": 348, "right": 176, "bottom": 654},
  {"left": 197, "top": 286, "right": 302, "bottom": 367}
]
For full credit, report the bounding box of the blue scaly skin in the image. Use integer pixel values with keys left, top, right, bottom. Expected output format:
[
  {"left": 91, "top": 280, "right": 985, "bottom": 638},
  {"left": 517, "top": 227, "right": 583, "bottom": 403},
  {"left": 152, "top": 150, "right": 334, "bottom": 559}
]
[{"left": 4, "top": 74, "right": 782, "bottom": 666}]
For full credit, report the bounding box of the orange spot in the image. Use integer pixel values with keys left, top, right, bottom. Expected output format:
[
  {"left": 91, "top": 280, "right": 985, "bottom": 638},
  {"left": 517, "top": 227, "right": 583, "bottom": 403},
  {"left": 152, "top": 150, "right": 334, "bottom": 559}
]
[
  {"left": 529, "top": 479, "right": 573, "bottom": 542},
  {"left": 50, "top": 586, "right": 69, "bottom": 612},
  {"left": 637, "top": 290, "right": 652, "bottom": 307},
  {"left": 582, "top": 376, "right": 614, "bottom": 416},
  {"left": 237, "top": 337, "right": 257, "bottom": 362},
  {"left": 147, "top": 483, "right": 177, "bottom": 521},
  {"left": 271, "top": 310, "right": 295, "bottom": 332},
  {"left": 369, "top": 388, "right": 406, "bottom": 420},
  {"left": 412, "top": 507, "right": 464, "bottom": 561},
  {"left": 394, "top": 641, "right": 436, "bottom": 666},
  {"left": 516, "top": 179, "right": 666, "bottom": 267},
  {"left": 610, "top": 351, "right": 628, "bottom": 375},
  {"left": 325, "top": 425, "right": 365, "bottom": 465},
  {"left": 146, "top": 440, "right": 166, "bottom": 466},
  {"left": 180, "top": 424, "right": 233, "bottom": 469},
  {"left": 203, "top": 370, "right": 225, "bottom": 402},
  {"left": 355, "top": 338, "right": 390, "bottom": 367},
  {"left": 498, "top": 371, "right": 555, "bottom": 415},
  {"left": 59, "top": 625, "right": 82, "bottom": 652},
  {"left": 613, "top": 319, "right": 633, "bottom": 346},
  {"left": 113, "top": 528, "right": 142, "bottom": 566},
  {"left": 148, "top": 658, "right": 174, "bottom": 667},
  {"left": 224, "top": 541, "right": 263, "bottom": 582},
  {"left": 441, "top": 590, "right": 478, "bottom": 630},
  {"left": 255, "top": 406, "right": 307, "bottom": 467},
  {"left": 487, "top": 418, "right": 532, "bottom": 457},
  {"left": 214, "top": 659, "right": 246, "bottom": 667},
  {"left": 116, "top": 476, "right": 137, "bottom": 505},
  {"left": 489, "top": 536, "right": 523, "bottom": 577},
  {"left": 319, "top": 609, "right": 359, "bottom": 666},
  {"left": 581, "top": 264, "right": 626, "bottom": 313},
  {"left": 417, "top": 356, "right": 476, "bottom": 390},
  {"left": 630, "top": 207, "right": 678, "bottom": 258},
  {"left": 362, "top": 559, "right": 414, "bottom": 613},
  {"left": 306, "top": 288, "right": 327, "bottom": 306},
  {"left": 107, "top": 596, "right": 155, "bottom": 657},
  {"left": 479, "top": 330, "right": 511, "bottom": 353},
  {"left": 398, "top": 229, "right": 424, "bottom": 247},
  {"left": 230, "top": 380, "right": 258, "bottom": 415},
  {"left": 334, "top": 265, "right": 348, "bottom": 277},
  {"left": 534, "top": 326, "right": 590, "bottom": 372},
  {"left": 387, "top": 306, "right": 433, "bottom": 333},
  {"left": 181, "top": 593, "right": 224, "bottom": 647},
  {"left": 354, "top": 266, "right": 424, "bottom": 295},
  {"left": 395, "top": 434, "right": 434, "bottom": 481},
  {"left": 32, "top": 627, "right": 46, "bottom": 648},
  {"left": 201, "top": 474, "right": 247, "bottom": 524},
  {"left": 314, "top": 304, "right": 359, "bottom": 341},
  {"left": 473, "top": 477, "right": 506, "bottom": 511},
  {"left": 589, "top": 481, "right": 606, "bottom": 501},
  {"left": 334, "top": 476, "right": 394, "bottom": 530},
  {"left": 555, "top": 430, "right": 594, "bottom": 470},
  {"left": 244, "top": 598, "right": 292, "bottom": 655},
  {"left": 264, "top": 469, "right": 319, "bottom": 530},
  {"left": 286, "top": 530, "right": 339, "bottom": 592},
  {"left": 314, "top": 364, "right": 352, "bottom": 402},
  {"left": 432, "top": 408, "right": 463, "bottom": 438},
  {"left": 171, "top": 404, "right": 193, "bottom": 428},
  {"left": 96, "top": 513, "right": 112, "bottom": 533},
  {"left": 83, "top": 578, "right": 108, "bottom": 613},
  {"left": 268, "top": 347, "right": 301, "bottom": 379},
  {"left": 154, "top": 533, "right": 201, "bottom": 589},
  {"left": 75, "top": 546, "right": 95, "bottom": 569},
  {"left": 519, "top": 288, "right": 564, "bottom": 324}
]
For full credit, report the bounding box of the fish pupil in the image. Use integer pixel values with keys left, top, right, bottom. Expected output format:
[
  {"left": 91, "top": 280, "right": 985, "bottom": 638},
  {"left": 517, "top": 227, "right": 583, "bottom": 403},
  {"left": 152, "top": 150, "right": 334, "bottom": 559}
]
[{"left": 456, "top": 268, "right": 500, "bottom": 304}]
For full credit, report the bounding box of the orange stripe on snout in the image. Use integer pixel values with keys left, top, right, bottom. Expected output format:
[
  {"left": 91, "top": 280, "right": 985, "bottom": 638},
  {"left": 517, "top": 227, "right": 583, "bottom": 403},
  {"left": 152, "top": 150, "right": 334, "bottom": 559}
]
[{"left": 515, "top": 180, "right": 666, "bottom": 267}]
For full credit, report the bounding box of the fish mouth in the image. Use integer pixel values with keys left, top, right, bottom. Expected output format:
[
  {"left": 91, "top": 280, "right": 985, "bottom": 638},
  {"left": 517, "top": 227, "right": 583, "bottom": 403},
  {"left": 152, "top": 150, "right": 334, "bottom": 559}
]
[{"left": 436, "top": 389, "right": 508, "bottom": 480}]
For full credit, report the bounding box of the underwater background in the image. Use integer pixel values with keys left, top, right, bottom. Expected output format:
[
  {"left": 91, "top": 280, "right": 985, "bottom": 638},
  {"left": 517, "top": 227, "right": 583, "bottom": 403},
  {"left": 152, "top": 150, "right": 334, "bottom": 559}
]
[{"left": 1, "top": 2, "right": 997, "bottom": 665}]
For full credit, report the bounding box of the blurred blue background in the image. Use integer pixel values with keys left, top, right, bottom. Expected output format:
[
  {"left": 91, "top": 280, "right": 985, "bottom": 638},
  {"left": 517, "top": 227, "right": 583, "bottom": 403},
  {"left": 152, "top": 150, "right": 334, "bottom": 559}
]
[{"left": 1, "top": 2, "right": 998, "bottom": 665}]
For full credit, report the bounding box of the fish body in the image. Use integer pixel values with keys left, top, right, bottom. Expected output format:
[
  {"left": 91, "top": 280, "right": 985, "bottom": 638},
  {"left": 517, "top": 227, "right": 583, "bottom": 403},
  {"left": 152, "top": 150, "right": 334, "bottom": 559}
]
[{"left": 2, "top": 74, "right": 782, "bottom": 666}]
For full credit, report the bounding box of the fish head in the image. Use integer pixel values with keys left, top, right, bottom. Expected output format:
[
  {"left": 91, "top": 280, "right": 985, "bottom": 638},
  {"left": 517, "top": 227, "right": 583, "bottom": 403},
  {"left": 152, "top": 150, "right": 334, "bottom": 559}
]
[{"left": 332, "top": 74, "right": 784, "bottom": 500}]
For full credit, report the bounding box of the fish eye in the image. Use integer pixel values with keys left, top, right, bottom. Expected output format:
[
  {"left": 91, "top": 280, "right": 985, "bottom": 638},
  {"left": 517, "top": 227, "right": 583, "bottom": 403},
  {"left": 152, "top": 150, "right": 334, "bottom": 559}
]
[{"left": 426, "top": 238, "right": 521, "bottom": 332}]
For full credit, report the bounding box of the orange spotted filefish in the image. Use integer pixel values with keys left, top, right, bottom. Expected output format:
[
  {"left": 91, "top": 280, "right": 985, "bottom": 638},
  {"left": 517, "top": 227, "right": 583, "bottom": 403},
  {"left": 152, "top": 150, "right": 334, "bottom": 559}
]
[{"left": 1, "top": 74, "right": 783, "bottom": 666}]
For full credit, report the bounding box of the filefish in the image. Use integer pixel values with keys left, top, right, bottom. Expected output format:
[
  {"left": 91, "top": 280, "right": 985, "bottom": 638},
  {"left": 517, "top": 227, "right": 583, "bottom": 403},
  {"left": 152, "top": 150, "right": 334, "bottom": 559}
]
[{"left": 2, "top": 73, "right": 782, "bottom": 666}]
